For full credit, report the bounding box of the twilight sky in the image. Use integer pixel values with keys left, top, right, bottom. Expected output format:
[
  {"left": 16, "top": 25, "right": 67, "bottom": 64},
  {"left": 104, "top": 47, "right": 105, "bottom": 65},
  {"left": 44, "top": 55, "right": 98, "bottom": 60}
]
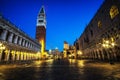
[{"left": 0, "top": 0, "right": 104, "bottom": 51}]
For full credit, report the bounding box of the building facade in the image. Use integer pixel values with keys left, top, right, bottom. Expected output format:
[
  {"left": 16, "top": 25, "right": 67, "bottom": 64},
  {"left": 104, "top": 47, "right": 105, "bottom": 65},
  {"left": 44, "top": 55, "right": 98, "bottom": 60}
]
[
  {"left": 75, "top": 0, "right": 120, "bottom": 62},
  {"left": 36, "top": 6, "right": 46, "bottom": 54},
  {"left": 63, "top": 41, "right": 76, "bottom": 58},
  {"left": 0, "top": 15, "right": 41, "bottom": 62}
]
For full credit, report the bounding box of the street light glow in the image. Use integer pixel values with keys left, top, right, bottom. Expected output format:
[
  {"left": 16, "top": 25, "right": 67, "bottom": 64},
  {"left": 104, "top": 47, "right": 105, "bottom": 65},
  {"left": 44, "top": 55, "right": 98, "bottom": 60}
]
[
  {"left": 111, "top": 43, "right": 115, "bottom": 47},
  {"left": 0, "top": 42, "right": 6, "bottom": 50},
  {"left": 77, "top": 50, "right": 82, "bottom": 55},
  {"left": 105, "top": 40, "right": 109, "bottom": 44}
]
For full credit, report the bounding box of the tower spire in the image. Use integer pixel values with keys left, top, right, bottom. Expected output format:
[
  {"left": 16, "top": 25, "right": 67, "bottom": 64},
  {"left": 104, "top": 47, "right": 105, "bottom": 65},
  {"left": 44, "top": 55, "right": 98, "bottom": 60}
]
[
  {"left": 39, "top": 6, "right": 45, "bottom": 14},
  {"left": 37, "top": 6, "right": 46, "bottom": 28}
]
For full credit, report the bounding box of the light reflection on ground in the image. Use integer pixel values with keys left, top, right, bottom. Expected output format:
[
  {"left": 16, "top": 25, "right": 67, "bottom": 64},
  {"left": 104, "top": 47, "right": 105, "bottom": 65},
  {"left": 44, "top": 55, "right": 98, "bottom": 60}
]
[
  {"left": 77, "top": 60, "right": 85, "bottom": 67},
  {"left": 0, "top": 59, "right": 120, "bottom": 80}
]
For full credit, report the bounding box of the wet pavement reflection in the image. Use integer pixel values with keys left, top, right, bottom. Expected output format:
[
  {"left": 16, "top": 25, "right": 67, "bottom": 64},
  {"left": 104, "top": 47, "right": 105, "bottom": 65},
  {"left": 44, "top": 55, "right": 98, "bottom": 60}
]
[{"left": 0, "top": 59, "right": 120, "bottom": 80}]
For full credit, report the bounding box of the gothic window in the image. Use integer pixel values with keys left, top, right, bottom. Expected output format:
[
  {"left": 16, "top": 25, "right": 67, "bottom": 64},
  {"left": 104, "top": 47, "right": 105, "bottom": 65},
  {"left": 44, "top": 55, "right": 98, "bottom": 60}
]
[
  {"left": 98, "top": 21, "right": 102, "bottom": 28},
  {"left": 110, "top": 5, "right": 119, "bottom": 19}
]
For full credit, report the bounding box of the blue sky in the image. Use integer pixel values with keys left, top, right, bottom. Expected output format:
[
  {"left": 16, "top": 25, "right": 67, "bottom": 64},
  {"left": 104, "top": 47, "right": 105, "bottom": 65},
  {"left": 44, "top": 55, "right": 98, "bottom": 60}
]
[{"left": 0, "top": 0, "right": 104, "bottom": 51}]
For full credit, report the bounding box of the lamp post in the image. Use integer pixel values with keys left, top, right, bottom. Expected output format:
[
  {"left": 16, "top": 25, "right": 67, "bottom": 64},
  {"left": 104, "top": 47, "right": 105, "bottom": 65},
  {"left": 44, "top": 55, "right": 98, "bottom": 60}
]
[{"left": 102, "top": 39, "right": 116, "bottom": 64}]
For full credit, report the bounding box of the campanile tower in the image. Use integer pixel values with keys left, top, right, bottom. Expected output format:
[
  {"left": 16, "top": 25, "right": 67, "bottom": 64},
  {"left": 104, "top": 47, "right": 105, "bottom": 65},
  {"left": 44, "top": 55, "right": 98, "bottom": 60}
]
[{"left": 36, "top": 6, "right": 46, "bottom": 53}]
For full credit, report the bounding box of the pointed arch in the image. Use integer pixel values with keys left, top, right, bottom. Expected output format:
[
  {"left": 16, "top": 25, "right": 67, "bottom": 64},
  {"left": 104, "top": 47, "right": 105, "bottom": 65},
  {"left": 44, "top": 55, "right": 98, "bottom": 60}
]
[{"left": 110, "top": 5, "right": 119, "bottom": 19}]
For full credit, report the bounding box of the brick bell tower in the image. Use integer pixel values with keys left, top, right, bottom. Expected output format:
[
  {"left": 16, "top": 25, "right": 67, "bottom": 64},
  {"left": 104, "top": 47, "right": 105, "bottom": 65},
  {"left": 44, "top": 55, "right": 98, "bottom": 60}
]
[{"left": 36, "top": 6, "right": 46, "bottom": 53}]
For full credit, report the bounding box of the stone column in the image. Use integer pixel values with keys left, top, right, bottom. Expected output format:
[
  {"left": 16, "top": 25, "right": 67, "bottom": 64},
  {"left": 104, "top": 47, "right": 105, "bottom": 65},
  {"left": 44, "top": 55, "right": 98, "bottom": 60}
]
[
  {"left": 14, "top": 35, "right": 18, "bottom": 44},
  {"left": 97, "top": 51, "right": 101, "bottom": 60},
  {"left": 8, "top": 32, "right": 14, "bottom": 43},
  {"left": 12, "top": 50, "right": 15, "bottom": 61},
  {"left": 28, "top": 54, "right": 30, "bottom": 60},
  {"left": 0, "top": 29, "right": 8, "bottom": 40},
  {"left": 28, "top": 43, "right": 30, "bottom": 48},
  {"left": 24, "top": 53, "right": 26, "bottom": 60},
  {"left": 22, "top": 39, "right": 25, "bottom": 46},
  {"left": 0, "top": 50, "right": 3, "bottom": 61},
  {"left": 25, "top": 53, "right": 27, "bottom": 60},
  {"left": 16, "top": 51, "right": 20, "bottom": 60},
  {"left": 27, "top": 54, "right": 29, "bottom": 60},
  {"left": 6, "top": 50, "right": 10, "bottom": 61},
  {"left": 23, "top": 52, "right": 25, "bottom": 60},
  {"left": 21, "top": 52, "right": 23, "bottom": 60},
  {"left": 18, "top": 37, "right": 22, "bottom": 45},
  {"left": 101, "top": 50, "right": 104, "bottom": 60},
  {"left": 25, "top": 42, "right": 28, "bottom": 47}
]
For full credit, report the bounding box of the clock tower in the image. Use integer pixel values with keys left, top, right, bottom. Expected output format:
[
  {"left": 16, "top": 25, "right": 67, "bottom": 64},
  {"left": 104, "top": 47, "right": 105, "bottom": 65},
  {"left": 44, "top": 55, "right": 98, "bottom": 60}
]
[{"left": 36, "top": 6, "right": 46, "bottom": 53}]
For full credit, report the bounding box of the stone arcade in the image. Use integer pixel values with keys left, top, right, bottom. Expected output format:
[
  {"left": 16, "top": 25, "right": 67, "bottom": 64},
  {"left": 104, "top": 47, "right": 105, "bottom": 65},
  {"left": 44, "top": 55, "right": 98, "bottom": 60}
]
[{"left": 0, "top": 15, "right": 41, "bottom": 62}]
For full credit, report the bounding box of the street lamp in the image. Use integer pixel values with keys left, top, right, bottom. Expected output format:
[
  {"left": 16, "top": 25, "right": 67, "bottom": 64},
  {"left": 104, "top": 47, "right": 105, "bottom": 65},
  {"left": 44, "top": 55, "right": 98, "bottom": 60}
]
[
  {"left": 111, "top": 42, "right": 115, "bottom": 47},
  {"left": 77, "top": 50, "right": 82, "bottom": 59},
  {"left": 77, "top": 50, "right": 82, "bottom": 55},
  {"left": 102, "top": 39, "right": 116, "bottom": 48}
]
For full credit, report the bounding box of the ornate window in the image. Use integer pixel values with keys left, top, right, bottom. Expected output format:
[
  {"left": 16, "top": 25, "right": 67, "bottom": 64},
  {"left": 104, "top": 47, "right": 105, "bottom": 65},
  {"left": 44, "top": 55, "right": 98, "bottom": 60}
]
[
  {"left": 110, "top": 5, "right": 119, "bottom": 19},
  {"left": 98, "top": 21, "right": 102, "bottom": 28}
]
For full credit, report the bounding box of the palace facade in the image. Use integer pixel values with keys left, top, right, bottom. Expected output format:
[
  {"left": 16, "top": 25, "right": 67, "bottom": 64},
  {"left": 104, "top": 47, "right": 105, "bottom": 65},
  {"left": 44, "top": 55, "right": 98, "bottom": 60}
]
[{"left": 74, "top": 0, "right": 120, "bottom": 62}]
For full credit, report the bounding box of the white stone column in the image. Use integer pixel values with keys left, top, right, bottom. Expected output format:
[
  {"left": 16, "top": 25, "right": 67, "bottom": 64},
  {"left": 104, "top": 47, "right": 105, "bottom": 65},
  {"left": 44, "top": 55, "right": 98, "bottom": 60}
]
[
  {"left": 25, "top": 42, "right": 28, "bottom": 47},
  {"left": 19, "top": 37, "right": 22, "bottom": 45},
  {"left": 28, "top": 42, "right": 30, "bottom": 48},
  {"left": 0, "top": 29, "right": 8, "bottom": 40},
  {"left": 14, "top": 35, "right": 18, "bottom": 44},
  {"left": 8, "top": 32, "right": 14, "bottom": 43},
  {"left": 22, "top": 39, "right": 25, "bottom": 46}
]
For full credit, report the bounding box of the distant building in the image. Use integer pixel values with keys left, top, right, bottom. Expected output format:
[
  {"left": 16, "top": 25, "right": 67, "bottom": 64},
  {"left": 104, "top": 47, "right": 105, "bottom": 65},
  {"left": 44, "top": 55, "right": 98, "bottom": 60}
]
[
  {"left": 68, "top": 45, "right": 76, "bottom": 59},
  {"left": 74, "top": 0, "right": 120, "bottom": 61},
  {"left": 63, "top": 41, "right": 76, "bottom": 58},
  {"left": 36, "top": 6, "right": 46, "bottom": 53},
  {"left": 50, "top": 48, "right": 60, "bottom": 59},
  {"left": 64, "top": 41, "right": 69, "bottom": 50}
]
